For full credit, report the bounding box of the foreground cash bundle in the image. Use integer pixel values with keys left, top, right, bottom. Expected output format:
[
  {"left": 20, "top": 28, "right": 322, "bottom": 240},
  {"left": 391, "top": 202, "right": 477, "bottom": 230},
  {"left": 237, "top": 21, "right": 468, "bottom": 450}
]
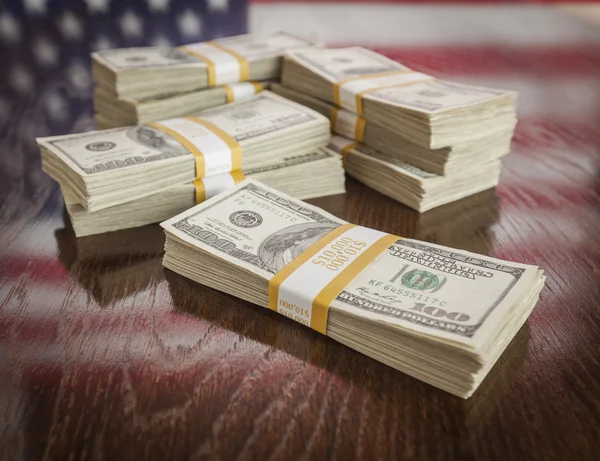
[
  {"left": 95, "top": 81, "right": 272, "bottom": 129},
  {"left": 282, "top": 47, "right": 517, "bottom": 149},
  {"left": 93, "top": 32, "right": 317, "bottom": 101},
  {"left": 38, "top": 91, "right": 330, "bottom": 212},
  {"left": 62, "top": 149, "right": 345, "bottom": 236},
  {"left": 328, "top": 136, "right": 500, "bottom": 212},
  {"left": 161, "top": 180, "right": 545, "bottom": 398}
]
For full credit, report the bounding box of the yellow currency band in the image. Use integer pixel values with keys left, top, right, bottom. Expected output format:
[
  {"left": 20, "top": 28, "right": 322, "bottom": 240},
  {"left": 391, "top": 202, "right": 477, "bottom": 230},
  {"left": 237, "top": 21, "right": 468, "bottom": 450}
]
[
  {"left": 268, "top": 224, "right": 401, "bottom": 334},
  {"left": 224, "top": 85, "right": 235, "bottom": 103},
  {"left": 224, "top": 81, "right": 264, "bottom": 103},
  {"left": 193, "top": 170, "right": 246, "bottom": 204},
  {"left": 329, "top": 108, "right": 366, "bottom": 142},
  {"left": 329, "top": 107, "right": 339, "bottom": 132},
  {"left": 179, "top": 42, "right": 250, "bottom": 87},
  {"left": 148, "top": 116, "right": 242, "bottom": 179},
  {"left": 333, "top": 69, "right": 412, "bottom": 114},
  {"left": 355, "top": 117, "right": 366, "bottom": 142},
  {"left": 207, "top": 41, "right": 250, "bottom": 82},
  {"left": 340, "top": 141, "right": 359, "bottom": 166}
]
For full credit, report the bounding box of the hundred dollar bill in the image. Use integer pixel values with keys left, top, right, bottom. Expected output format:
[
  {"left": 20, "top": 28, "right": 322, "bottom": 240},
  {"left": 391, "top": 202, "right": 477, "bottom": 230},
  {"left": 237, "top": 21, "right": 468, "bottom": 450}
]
[
  {"left": 272, "top": 82, "right": 512, "bottom": 175},
  {"left": 327, "top": 135, "right": 501, "bottom": 212},
  {"left": 161, "top": 179, "right": 545, "bottom": 398},
  {"left": 94, "top": 80, "right": 273, "bottom": 129},
  {"left": 282, "top": 47, "right": 517, "bottom": 149},
  {"left": 38, "top": 91, "right": 331, "bottom": 211},
  {"left": 63, "top": 148, "right": 346, "bottom": 237},
  {"left": 93, "top": 31, "right": 319, "bottom": 100}
]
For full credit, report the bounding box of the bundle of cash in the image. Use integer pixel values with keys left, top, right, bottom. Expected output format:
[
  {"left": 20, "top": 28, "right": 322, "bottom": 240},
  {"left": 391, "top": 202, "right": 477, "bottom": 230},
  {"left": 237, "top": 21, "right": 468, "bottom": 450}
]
[
  {"left": 94, "top": 81, "right": 272, "bottom": 129},
  {"left": 38, "top": 91, "right": 330, "bottom": 212},
  {"left": 161, "top": 180, "right": 545, "bottom": 398},
  {"left": 93, "top": 31, "right": 318, "bottom": 101},
  {"left": 272, "top": 83, "right": 511, "bottom": 176},
  {"left": 281, "top": 47, "right": 517, "bottom": 149},
  {"left": 62, "top": 149, "right": 345, "bottom": 236},
  {"left": 328, "top": 135, "right": 500, "bottom": 212}
]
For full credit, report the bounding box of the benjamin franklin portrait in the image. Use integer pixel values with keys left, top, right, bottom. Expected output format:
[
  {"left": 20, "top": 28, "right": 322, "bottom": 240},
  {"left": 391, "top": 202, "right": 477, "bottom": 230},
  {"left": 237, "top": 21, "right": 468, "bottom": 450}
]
[{"left": 259, "top": 222, "right": 340, "bottom": 273}]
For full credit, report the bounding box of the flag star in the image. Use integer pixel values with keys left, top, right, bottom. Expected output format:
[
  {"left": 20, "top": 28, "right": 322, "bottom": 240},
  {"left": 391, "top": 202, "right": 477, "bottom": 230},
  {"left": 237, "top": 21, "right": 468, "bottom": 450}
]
[
  {"left": 85, "top": 0, "right": 110, "bottom": 14},
  {"left": 150, "top": 34, "right": 171, "bottom": 47},
  {"left": 147, "top": 0, "right": 170, "bottom": 12},
  {"left": 58, "top": 11, "right": 83, "bottom": 40},
  {"left": 24, "top": 0, "right": 47, "bottom": 15},
  {"left": 33, "top": 38, "right": 58, "bottom": 66},
  {"left": 0, "top": 12, "right": 21, "bottom": 42},
  {"left": 9, "top": 67, "right": 34, "bottom": 93},
  {"left": 92, "top": 35, "right": 113, "bottom": 50},
  {"left": 120, "top": 10, "right": 143, "bottom": 37},
  {"left": 208, "top": 0, "right": 229, "bottom": 12},
  {"left": 178, "top": 10, "right": 202, "bottom": 38},
  {"left": 46, "top": 92, "right": 68, "bottom": 120},
  {"left": 67, "top": 62, "right": 92, "bottom": 92}
]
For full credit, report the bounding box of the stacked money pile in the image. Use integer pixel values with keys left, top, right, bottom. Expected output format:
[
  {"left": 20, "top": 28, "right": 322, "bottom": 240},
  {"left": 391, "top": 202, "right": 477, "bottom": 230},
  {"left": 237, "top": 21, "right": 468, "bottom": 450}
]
[
  {"left": 94, "top": 81, "right": 273, "bottom": 129},
  {"left": 161, "top": 180, "right": 545, "bottom": 398},
  {"left": 327, "top": 136, "right": 500, "bottom": 212},
  {"left": 272, "top": 84, "right": 510, "bottom": 176},
  {"left": 61, "top": 148, "right": 344, "bottom": 236},
  {"left": 275, "top": 47, "right": 518, "bottom": 211},
  {"left": 92, "top": 31, "right": 318, "bottom": 127},
  {"left": 38, "top": 92, "right": 344, "bottom": 236}
]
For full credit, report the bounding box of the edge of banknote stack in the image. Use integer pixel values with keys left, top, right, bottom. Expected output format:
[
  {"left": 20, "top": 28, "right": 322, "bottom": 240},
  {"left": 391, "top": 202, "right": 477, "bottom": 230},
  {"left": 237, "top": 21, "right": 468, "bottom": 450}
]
[
  {"left": 92, "top": 31, "right": 321, "bottom": 128},
  {"left": 160, "top": 179, "right": 545, "bottom": 399},
  {"left": 272, "top": 47, "right": 518, "bottom": 212},
  {"left": 37, "top": 91, "right": 345, "bottom": 236}
]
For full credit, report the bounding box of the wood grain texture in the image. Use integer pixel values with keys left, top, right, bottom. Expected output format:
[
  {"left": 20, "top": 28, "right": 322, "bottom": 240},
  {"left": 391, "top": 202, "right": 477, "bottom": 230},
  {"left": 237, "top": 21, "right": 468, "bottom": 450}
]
[{"left": 2, "top": 15, "right": 600, "bottom": 461}]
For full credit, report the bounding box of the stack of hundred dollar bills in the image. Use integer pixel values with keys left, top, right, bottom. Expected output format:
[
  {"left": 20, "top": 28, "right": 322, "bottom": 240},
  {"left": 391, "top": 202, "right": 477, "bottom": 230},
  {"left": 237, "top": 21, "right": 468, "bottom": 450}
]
[
  {"left": 37, "top": 92, "right": 345, "bottom": 237},
  {"left": 161, "top": 179, "right": 545, "bottom": 398},
  {"left": 273, "top": 47, "right": 517, "bottom": 212},
  {"left": 92, "top": 32, "right": 318, "bottom": 128}
]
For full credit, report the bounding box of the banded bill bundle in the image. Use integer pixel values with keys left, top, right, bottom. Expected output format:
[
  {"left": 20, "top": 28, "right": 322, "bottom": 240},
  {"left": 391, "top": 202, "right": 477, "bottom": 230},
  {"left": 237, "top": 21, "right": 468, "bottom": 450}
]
[
  {"left": 272, "top": 83, "right": 510, "bottom": 176},
  {"left": 62, "top": 149, "right": 344, "bottom": 237},
  {"left": 94, "top": 81, "right": 272, "bottom": 129},
  {"left": 282, "top": 47, "right": 516, "bottom": 148},
  {"left": 38, "top": 92, "right": 344, "bottom": 236},
  {"left": 38, "top": 92, "right": 331, "bottom": 212},
  {"left": 92, "top": 32, "right": 318, "bottom": 125},
  {"left": 276, "top": 47, "right": 517, "bottom": 211},
  {"left": 327, "top": 136, "right": 500, "bottom": 212},
  {"left": 161, "top": 180, "right": 545, "bottom": 398}
]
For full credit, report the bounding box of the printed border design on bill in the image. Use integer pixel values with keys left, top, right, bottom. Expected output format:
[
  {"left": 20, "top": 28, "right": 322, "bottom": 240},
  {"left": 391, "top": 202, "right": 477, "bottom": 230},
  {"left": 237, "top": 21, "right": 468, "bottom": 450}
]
[
  {"left": 173, "top": 183, "right": 340, "bottom": 273},
  {"left": 336, "top": 239, "right": 526, "bottom": 337}
]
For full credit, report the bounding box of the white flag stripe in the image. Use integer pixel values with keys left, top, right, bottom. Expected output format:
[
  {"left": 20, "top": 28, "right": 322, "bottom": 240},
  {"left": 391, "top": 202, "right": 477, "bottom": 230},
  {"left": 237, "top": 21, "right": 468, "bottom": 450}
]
[
  {"left": 449, "top": 75, "right": 600, "bottom": 119},
  {"left": 249, "top": 4, "right": 600, "bottom": 46}
]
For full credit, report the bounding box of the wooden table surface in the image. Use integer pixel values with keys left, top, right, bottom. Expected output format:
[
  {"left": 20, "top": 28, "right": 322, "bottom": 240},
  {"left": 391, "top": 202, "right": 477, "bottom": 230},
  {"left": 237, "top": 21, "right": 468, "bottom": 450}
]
[{"left": 2, "top": 5, "right": 600, "bottom": 461}]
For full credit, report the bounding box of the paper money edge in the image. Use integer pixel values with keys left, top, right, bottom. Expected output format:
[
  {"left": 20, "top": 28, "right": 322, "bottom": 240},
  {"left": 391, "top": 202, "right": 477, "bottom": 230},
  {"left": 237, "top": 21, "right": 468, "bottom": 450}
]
[{"left": 162, "top": 180, "right": 542, "bottom": 345}]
